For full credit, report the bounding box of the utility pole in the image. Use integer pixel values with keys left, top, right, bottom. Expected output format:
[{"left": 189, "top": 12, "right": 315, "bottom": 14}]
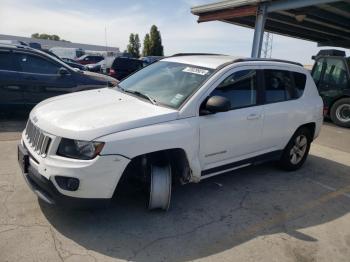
[
  {"left": 262, "top": 32, "right": 273, "bottom": 58},
  {"left": 251, "top": 4, "right": 267, "bottom": 58}
]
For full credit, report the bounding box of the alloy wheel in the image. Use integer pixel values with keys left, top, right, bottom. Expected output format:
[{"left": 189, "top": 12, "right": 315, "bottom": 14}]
[{"left": 290, "top": 135, "right": 308, "bottom": 165}]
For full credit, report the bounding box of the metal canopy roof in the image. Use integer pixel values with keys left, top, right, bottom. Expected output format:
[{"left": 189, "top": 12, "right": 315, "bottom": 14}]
[{"left": 191, "top": 0, "right": 350, "bottom": 49}]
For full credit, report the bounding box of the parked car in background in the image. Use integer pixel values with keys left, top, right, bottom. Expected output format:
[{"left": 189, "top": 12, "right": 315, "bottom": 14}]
[
  {"left": 85, "top": 63, "right": 101, "bottom": 72},
  {"left": 50, "top": 47, "right": 85, "bottom": 60},
  {"left": 76, "top": 54, "right": 104, "bottom": 65},
  {"left": 61, "top": 57, "right": 76, "bottom": 63},
  {"left": 108, "top": 57, "right": 144, "bottom": 80},
  {"left": 41, "top": 50, "right": 87, "bottom": 71},
  {"left": 28, "top": 42, "right": 42, "bottom": 49},
  {"left": 0, "top": 44, "right": 117, "bottom": 107},
  {"left": 87, "top": 57, "right": 119, "bottom": 73},
  {"left": 100, "top": 57, "right": 116, "bottom": 74},
  {"left": 140, "top": 56, "right": 163, "bottom": 66},
  {"left": 60, "top": 58, "right": 86, "bottom": 71},
  {"left": 18, "top": 54, "right": 323, "bottom": 210},
  {"left": 311, "top": 49, "right": 350, "bottom": 127}
]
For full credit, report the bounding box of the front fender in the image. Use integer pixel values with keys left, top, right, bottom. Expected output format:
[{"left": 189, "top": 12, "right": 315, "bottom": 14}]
[{"left": 98, "top": 118, "right": 202, "bottom": 180}]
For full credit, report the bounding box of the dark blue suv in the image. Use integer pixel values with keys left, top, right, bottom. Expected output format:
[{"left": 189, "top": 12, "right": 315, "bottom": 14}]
[{"left": 0, "top": 44, "right": 117, "bottom": 107}]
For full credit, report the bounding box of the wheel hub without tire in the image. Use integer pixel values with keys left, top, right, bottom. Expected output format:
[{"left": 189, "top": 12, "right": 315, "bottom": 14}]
[
  {"left": 290, "top": 135, "right": 307, "bottom": 165},
  {"left": 148, "top": 164, "right": 172, "bottom": 210}
]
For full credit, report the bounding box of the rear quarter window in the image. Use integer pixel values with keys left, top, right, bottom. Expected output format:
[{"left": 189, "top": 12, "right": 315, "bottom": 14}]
[{"left": 293, "top": 72, "right": 307, "bottom": 98}]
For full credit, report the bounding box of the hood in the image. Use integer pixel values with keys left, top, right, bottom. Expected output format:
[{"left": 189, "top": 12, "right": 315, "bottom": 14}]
[{"left": 30, "top": 88, "right": 178, "bottom": 141}]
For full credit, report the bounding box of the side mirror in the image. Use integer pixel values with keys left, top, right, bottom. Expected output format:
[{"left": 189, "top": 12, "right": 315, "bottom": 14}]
[
  {"left": 58, "top": 67, "right": 70, "bottom": 76},
  {"left": 201, "top": 96, "right": 231, "bottom": 115}
]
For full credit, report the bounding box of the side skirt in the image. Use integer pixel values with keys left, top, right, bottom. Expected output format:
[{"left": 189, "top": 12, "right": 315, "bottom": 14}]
[{"left": 200, "top": 150, "right": 282, "bottom": 178}]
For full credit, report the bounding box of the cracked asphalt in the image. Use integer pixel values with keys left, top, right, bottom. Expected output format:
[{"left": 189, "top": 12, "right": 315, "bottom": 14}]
[{"left": 1, "top": 112, "right": 350, "bottom": 262}]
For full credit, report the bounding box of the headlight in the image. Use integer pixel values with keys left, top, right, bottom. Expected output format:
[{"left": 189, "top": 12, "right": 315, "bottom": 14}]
[{"left": 57, "top": 139, "right": 104, "bottom": 160}]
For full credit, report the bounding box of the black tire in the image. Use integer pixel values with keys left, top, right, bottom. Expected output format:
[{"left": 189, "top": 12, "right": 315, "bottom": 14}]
[
  {"left": 279, "top": 128, "right": 312, "bottom": 171},
  {"left": 330, "top": 98, "right": 350, "bottom": 128}
]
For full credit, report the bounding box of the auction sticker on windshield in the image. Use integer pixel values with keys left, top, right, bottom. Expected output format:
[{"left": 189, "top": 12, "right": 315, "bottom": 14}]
[
  {"left": 170, "top": 93, "right": 184, "bottom": 105},
  {"left": 183, "top": 67, "right": 209, "bottom": 75}
]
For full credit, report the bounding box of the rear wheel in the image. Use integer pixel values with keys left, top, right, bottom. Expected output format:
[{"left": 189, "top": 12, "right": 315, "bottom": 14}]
[
  {"left": 279, "top": 128, "right": 311, "bottom": 171},
  {"left": 330, "top": 98, "right": 350, "bottom": 128}
]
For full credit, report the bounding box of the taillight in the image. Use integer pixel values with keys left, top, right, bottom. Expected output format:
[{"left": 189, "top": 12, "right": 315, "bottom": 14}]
[
  {"left": 109, "top": 68, "right": 115, "bottom": 76},
  {"left": 323, "top": 106, "right": 328, "bottom": 116}
]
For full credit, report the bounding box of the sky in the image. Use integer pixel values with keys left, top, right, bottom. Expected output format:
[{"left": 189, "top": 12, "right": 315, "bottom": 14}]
[{"left": 0, "top": 0, "right": 348, "bottom": 65}]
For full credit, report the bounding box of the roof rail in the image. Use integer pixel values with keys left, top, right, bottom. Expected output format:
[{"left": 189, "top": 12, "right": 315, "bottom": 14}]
[
  {"left": 312, "top": 49, "right": 346, "bottom": 60},
  {"left": 0, "top": 43, "right": 32, "bottom": 50},
  {"left": 171, "top": 53, "right": 225, "bottom": 57},
  {"left": 234, "top": 58, "right": 303, "bottom": 67}
]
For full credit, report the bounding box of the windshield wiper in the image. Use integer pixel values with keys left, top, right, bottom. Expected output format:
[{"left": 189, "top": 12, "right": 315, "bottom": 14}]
[{"left": 120, "top": 87, "right": 158, "bottom": 105}]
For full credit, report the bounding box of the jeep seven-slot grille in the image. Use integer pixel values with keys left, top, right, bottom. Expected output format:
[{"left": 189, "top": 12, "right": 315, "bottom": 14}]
[{"left": 25, "top": 120, "right": 51, "bottom": 157}]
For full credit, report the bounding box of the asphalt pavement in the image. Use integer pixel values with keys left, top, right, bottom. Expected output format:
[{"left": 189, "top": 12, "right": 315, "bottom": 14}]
[{"left": 0, "top": 115, "right": 349, "bottom": 262}]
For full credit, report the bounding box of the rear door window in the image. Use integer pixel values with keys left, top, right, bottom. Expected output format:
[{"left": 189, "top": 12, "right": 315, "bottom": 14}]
[
  {"left": 0, "top": 52, "right": 18, "bottom": 71},
  {"left": 95, "top": 56, "right": 103, "bottom": 63},
  {"left": 264, "top": 69, "right": 307, "bottom": 103},
  {"left": 130, "top": 60, "right": 143, "bottom": 70},
  {"left": 14, "top": 53, "right": 60, "bottom": 74},
  {"left": 113, "top": 59, "right": 142, "bottom": 70},
  {"left": 264, "top": 70, "right": 294, "bottom": 103},
  {"left": 113, "top": 59, "right": 127, "bottom": 69}
]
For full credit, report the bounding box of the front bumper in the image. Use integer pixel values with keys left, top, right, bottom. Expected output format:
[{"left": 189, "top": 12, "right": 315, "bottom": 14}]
[
  {"left": 18, "top": 143, "right": 111, "bottom": 207},
  {"left": 18, "top": 138, "right": 130, "bottom": 207}
]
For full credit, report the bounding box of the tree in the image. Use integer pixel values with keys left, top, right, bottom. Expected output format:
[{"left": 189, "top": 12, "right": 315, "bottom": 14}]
[
  {"left": 127, "top": 34, "right": 134, "bottom": 57},
  {"left": 134, "top": 34, "right": 141, "bottom": 58},
  {"left": 31, "top": 33, "right": 69, "bottom": 42},
  {"left": 142, "top": 33, "right": 151, "bottom": 56},
  {"left": 31, "top": 33, "right": 40, "bottom": 39},
  {"left": 51, "top": 34, "right": 60, "bottom": 41},
  {"left": 149, "top": 25, "right": 164, "bottom": 56},
  {"left": 127, "top": 33, "right": 141, "bottom": 58}
]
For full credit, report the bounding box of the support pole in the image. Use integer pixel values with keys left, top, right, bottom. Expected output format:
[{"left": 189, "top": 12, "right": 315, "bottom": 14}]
[{"left": 251, "top": 4, "right": 267, "bottom": 58}]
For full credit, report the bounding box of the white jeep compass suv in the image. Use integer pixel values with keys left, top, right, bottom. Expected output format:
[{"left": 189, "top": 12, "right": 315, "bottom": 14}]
[{"left": 18, "top": 54, "right": 323, "bottom": 210}]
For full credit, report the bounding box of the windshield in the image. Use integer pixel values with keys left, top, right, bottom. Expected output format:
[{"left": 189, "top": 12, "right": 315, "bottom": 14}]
[{"left": 118, "top": 61, "right": 214, "bottom": 109}]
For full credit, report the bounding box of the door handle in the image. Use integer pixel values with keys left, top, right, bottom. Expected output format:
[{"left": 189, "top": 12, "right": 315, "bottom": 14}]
[
  {"left": 4, "top": 85, "right": 20, "bottom": 90},
  {"left": 247, "top": 113, "right": 261, "bottom": 120},
  {"left": 24, "top": 76, "right": 37, "bottom": 81}
]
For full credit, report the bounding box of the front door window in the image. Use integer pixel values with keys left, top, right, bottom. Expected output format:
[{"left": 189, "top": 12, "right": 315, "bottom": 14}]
[{"left": 211, "top": 69, "right": 257, "bottom": 109}]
